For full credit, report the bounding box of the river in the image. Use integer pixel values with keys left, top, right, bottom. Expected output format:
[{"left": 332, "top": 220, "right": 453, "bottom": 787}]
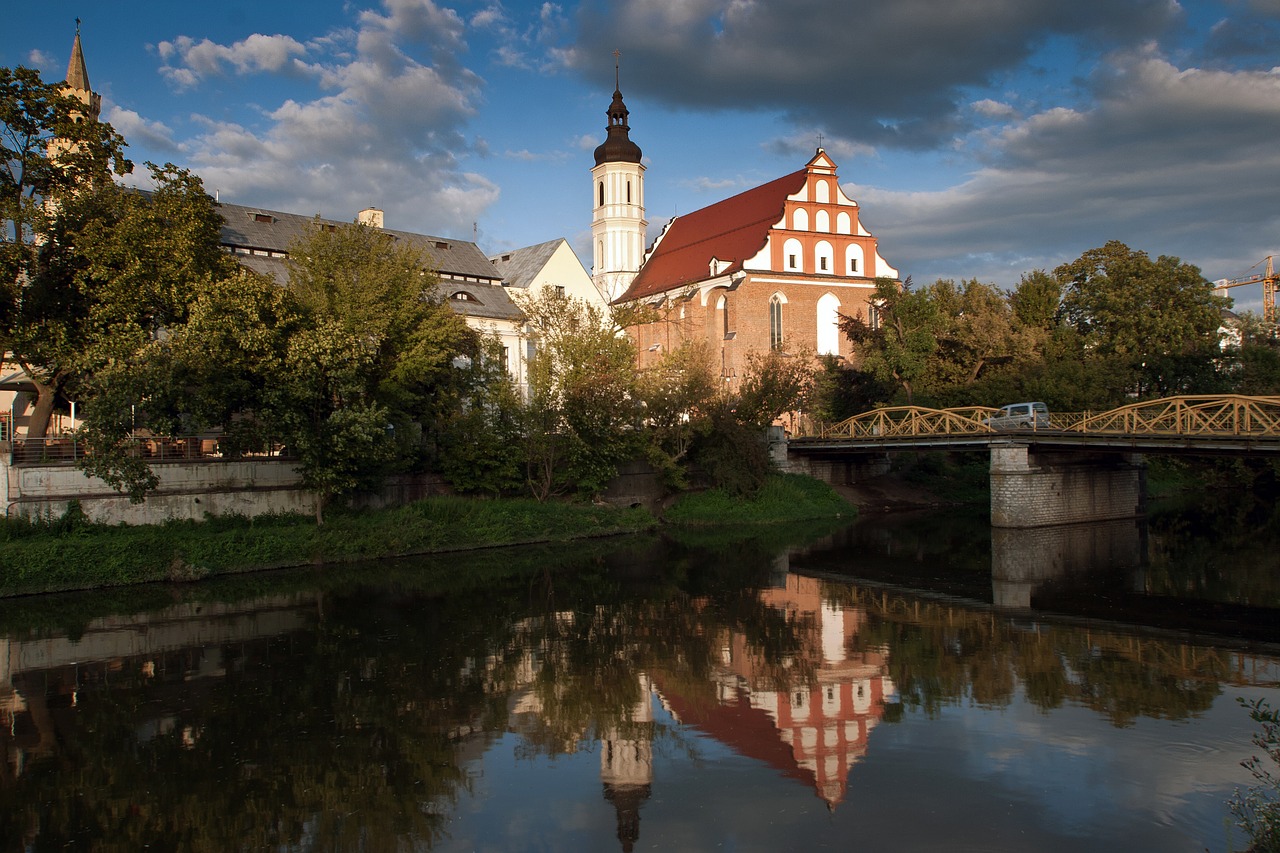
[{"left": 1, "top": 499, "right": 1277, "bottom": 851}]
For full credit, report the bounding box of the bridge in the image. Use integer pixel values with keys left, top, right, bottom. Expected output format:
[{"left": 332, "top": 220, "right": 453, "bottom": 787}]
[{"left": 782, "top": 395, "right": 1280, "bottom": 528}]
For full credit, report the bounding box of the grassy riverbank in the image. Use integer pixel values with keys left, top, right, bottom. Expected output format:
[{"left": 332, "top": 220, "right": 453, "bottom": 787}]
[{"left": 0, "top": 474, "right": 853, "bottom": 597}]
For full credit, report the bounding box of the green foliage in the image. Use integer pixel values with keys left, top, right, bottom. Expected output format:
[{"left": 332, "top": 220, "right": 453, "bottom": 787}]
[
  {"left": 1232, "top": 698, "right": 1280, "bottom": 852},
  {"left": 637, "top": 340, "right": 719, "bottom": 487},
  {"left": 438, "top": 337, "right": 524, "bottom": 495},
  {"left": 278, "top": 221, "right": 478, "bottom": 520},
  {"left": 809, "top": 354, "right": 895, "bottom": 421},
  {"left": 1056, "top": 240, "right": 1228, "bottom": 396},
  {"left": 515, "top": 289, "right": 643, "bottom": 499},
  {"left": 733, "top": 348, "right": 815, "bottom": 429},
  {"left": 1, "top": 65, "right": 132, "bottom": 440},
  {"left": 0, "top": 496, "right": 658, "bottom": 596},
  {"left": 664, "top": 473, "right": 852, "bottom": 525},
  {"left": 686, "top": 404, "right": 773, "bottom": 497},
  {"left": 840, "top": 276, "right": 939, "bottom": 404},
  {"left": 831, "top": 242, "right": 1251, "bottom": 412}
]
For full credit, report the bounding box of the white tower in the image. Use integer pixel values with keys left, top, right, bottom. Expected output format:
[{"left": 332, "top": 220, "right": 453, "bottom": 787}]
[{"left": 591, "top": 54, "right": 647, "bottom": 303}]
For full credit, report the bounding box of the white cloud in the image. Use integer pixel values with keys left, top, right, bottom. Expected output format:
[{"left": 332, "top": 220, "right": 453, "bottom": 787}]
[
  {"left": 856, "top": 46, "right": 1280, "bottom": 287},
  {"left": 159, "top": 0, "right": 495, "bottom": 240},
  {"left": 105, "top": 106, "right": 181, "bottom": 153},
  {"left": 157, "top": 33, "right": 309, "bottom": 88}
]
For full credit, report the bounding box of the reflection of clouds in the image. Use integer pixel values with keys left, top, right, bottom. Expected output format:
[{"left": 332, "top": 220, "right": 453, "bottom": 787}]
[{"left": 953, "top": 688, "right": 1260, "bottom": 832}]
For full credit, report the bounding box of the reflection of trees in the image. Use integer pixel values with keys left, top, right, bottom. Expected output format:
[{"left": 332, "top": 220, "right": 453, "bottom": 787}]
[
  {"left": 833, "top": 586, "right": 1223, "bottom": 726},
  {"left": 2, "top": 523, "right": 1250, "bottom": 849},
  {"left": 1143, "top": 498, "right": 1280, "bottom": 608},
  {"left": 0, "top": 533, "right": 830, "bottom": 849}
]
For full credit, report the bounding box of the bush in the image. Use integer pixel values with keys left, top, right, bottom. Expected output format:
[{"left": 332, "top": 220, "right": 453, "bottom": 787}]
[{"left": 1232, "top": 697, "right": 1280, "bottom": 852}]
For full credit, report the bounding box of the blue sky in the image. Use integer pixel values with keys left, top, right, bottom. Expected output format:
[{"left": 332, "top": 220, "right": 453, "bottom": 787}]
[{"left": 5, "top": 0, "right": 1280, "bottom": 309}]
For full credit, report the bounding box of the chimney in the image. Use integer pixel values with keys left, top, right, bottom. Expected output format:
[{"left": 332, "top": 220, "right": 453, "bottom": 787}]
[{"left": 357, "top": 207, "right": 384, "bottom": 228}]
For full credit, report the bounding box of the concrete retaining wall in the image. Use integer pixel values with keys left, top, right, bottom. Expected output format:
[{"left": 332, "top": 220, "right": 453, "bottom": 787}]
[{"left": 1, "top": 452, "right": 447, "bottom": 525}]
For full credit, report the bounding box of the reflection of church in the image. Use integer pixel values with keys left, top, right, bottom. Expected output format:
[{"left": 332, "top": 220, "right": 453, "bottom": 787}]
[
  {"left": 492, "top": 570, "right": 894, "bottom": 849},
  {"left": 653, "top": 572, "right": 895, "bottom": 809}
]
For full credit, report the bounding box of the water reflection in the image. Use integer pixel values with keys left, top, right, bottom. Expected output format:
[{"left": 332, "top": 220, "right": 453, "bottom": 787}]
[{"left": 0, "top": 515, "right": 1276, "bottom": 851}]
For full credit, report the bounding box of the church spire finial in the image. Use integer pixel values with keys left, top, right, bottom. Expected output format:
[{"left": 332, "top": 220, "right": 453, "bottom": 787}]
[{"left": 613, "top": 48, "right": 621, "bottom": 92}]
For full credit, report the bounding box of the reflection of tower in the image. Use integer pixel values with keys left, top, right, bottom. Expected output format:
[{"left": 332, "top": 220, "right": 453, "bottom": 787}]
[
  {"left": 600, "top": 673, "right": 654, "bottom": 852},
  {"left": 590, "top": 52, "right": 647, "bottom": 303}
]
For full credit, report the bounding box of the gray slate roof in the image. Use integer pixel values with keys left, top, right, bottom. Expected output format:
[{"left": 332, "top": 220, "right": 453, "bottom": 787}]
[
  {"left": 218, "top": 201, "right": 525, "bottom": 324},
  {"left": 218, "top": 201, "right": 502, "bottom": 284},
  {"left": 440, "top": 281, "right": 524, "bottom": 322},
  {"left": 489, "top": 238, "right": 564, "bottom": 289}
]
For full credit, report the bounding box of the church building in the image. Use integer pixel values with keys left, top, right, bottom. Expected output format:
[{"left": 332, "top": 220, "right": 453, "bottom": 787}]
[{"left": 595, "top": 83, "right": 899, "bottom": 387}]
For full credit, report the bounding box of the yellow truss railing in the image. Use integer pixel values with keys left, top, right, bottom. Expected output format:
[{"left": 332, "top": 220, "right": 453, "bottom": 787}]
[{"left": 802, "top": 395, "right": 1280, "bottom": 440}]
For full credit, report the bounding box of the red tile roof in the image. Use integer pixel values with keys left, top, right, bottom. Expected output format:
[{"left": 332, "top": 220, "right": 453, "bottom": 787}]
[{"left": 617, "top": 168, "right": 808, "bottom": 303}]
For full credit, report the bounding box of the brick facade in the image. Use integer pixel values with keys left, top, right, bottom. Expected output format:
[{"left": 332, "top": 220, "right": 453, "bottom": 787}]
[{"left": 615, "top": 150, "right": 899, "bottom": 388}]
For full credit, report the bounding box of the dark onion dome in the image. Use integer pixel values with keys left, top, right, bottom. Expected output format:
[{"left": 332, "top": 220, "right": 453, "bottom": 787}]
[{"left": 594, "top": 88, "right": 643, "bottom": 165}]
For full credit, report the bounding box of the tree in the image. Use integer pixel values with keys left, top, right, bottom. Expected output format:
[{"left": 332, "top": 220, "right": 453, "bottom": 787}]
[
  {"left": 1056, "top": 241, "right": 1228, "bottom": 396},
  {"left": 732, "top": 348, "right": 815, "bottom": 429},
  {"left": 636, "top": 341, "right": 718, "bottom": 486},
  {"left": 279, "top": 220, "right": 478, "bottom": 522},
  {"left": 839, "top": 276, "right": 939, "bottom": 405},
  {"left": 438, "top": 335, "right": 524, "bottom": 496},
  {"left": 514, "top": 290, "right": 643, "bottom": 500},
  {"left": 927, "top": 278, "right": 1021, "bottom": 392},
  {"left": 1, "top": 64, "right": 132, "bottom": 437}
]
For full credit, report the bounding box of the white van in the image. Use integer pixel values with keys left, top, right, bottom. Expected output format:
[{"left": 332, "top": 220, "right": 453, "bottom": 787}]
[{"left": 984, "top": 402, "right": 1051, "bottom": 430}]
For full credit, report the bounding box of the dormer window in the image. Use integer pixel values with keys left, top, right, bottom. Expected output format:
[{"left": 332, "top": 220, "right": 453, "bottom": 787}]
[
  {"left": 451, "top": 291, "right": 478, "bottom": 303},
  {"left": 254, "top": 213, "right": 274, "bottom": 223}
]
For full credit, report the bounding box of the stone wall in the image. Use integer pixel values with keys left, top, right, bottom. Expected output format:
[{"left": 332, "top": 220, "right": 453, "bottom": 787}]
[
  {"left": 1, "top": 452, "right": 447, "bottom": 525},
  {"left": 990, "top": 443, "right": 1145, "bottom": 529}
]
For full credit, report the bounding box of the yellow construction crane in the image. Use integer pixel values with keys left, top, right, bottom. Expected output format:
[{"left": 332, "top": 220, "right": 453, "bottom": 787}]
[{"left": 1215, "top": 255, "right": 1278, "bottom": 324}]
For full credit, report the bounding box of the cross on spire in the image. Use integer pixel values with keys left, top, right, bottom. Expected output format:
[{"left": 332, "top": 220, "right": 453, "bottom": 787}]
[{"left": 613, "top": 49, "right": 621, "bottom": 90}]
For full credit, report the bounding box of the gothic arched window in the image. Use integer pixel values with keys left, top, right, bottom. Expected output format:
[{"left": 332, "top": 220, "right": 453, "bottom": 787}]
[{"left": 770, "top": 294, "right": 785, "bottom": 351}]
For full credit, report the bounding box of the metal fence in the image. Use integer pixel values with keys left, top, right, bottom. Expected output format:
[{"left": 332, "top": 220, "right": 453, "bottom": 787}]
[{"left": 7, "top": 435, "right": 291, "bottom": 466}]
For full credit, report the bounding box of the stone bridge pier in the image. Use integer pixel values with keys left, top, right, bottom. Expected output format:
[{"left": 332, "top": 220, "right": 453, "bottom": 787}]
[{"left": 990, "top": 443, "right": 1145, "bottom": 528}]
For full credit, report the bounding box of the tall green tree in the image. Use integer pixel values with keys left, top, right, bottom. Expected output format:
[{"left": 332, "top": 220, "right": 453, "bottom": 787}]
[
  {"left": 514, "top": 289, "right": 643, "bottom": 500},
  {"left": 1055, "top": 240, "right": 1228, "bottom": 396},
  {"left": 1, "top": 64, "right": 132, "bottom": 437},
  {"left": 279, "top": 220, "right": 478, "bottom": 521}
]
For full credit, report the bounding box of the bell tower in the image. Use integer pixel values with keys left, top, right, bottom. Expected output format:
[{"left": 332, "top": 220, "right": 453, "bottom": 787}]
[
  {"left": 590, "top": 52, "right": 647, "bottom": 302},
  {"left": 63, "top": 19, "right": 102, "bottom": 123}
]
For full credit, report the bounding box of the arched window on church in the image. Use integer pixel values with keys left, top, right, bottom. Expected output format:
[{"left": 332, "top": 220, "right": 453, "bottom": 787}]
[
  {"left": 816, "top": 179, "right": 830, "bottom": 203},
  {"left": 837, "top": 211, "right": 851, "bottom": 234},
  {"left": 817, "top": 293, "right": 840, "bottom": 355},
  {"left": 627, "top": 180, "right": 631, "bottom": 203},
  {"left": 846, "top": 243, "right": 866, "bottom": 275},
  {"left": 816, "top": 210, "right": 830, "bottom": 232},
  {"left": 783, "top": 238, "right": 803, "bottom": 272},
  {"left": 717, "top": 294, "right": 729, "bottom": 339},
  {"left": 770, "top": 294, "right": 786, "bottom": 351},
  {"left": 816, "top": 240, "right": 834, "bottom": 274},
  {"left": 598, "top": 181, "right": 604, "bottom": 207},
  {"left": 792, "top": 208, "right": 808, "bottom": 232}
]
